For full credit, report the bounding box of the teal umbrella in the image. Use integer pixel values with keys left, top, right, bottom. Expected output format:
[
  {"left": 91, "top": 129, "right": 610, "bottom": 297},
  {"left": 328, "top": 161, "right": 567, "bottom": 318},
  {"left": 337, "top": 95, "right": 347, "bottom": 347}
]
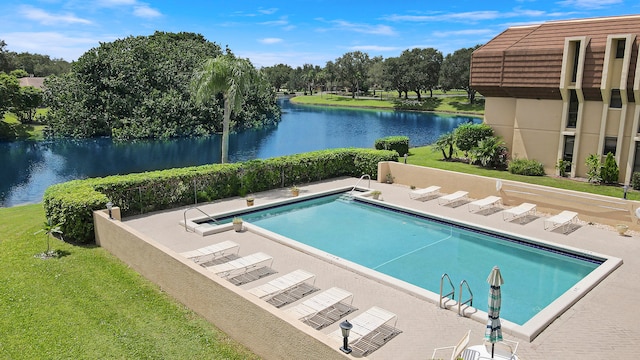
[{"left": 485, "top": 266, "right": 504, "bottom": 358}]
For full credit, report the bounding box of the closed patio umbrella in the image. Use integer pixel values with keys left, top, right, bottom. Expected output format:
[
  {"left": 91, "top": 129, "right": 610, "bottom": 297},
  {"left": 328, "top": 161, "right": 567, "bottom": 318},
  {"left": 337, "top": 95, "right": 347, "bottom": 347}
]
[{"left": 485, "top": 266, "right": 503, "bottom": 358}]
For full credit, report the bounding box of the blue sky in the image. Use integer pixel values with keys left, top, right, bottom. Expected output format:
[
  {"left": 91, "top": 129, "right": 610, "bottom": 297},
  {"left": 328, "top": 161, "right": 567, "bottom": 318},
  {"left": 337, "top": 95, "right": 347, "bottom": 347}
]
[{"left": 0, "top": 0, "right": 636, "bottom": 68}]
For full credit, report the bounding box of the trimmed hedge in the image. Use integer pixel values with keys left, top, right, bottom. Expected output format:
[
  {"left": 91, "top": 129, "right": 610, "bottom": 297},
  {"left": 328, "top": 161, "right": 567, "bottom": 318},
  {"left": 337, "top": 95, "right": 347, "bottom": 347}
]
[
  {"left": 507, "top": 158, "right": 545, "bottom": 176},
  {"left": 43, "top": 148, "right": 398, "bottom": 243},
  {"left": 374, "top": 136, "right": 408, "bottom": 156}
]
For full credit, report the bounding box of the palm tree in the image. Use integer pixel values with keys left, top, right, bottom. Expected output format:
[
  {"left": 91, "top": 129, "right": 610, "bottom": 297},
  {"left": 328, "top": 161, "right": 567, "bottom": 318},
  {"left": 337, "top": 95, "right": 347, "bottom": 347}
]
[
  {"left": 191, "top": 54, "right": 255, "bottom": 163},
  {"left": 34, "top": 218, "right": 63, "bottom": 258}
]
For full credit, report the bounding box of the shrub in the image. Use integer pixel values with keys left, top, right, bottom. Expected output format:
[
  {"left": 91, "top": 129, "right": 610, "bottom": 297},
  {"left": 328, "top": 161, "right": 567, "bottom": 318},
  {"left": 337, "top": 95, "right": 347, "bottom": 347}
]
[
  {"left": 43, "top": 148, "right": 398, "bottom": 244},
  {"left": 555, "top": 158, "right": 571, "bottom": 177},
  {"left": 632, "top": 172, "right": 640, "bottom": 190},
  {"left": 453, "top": 123, "right": 494, "bottom": 157},
  {"left": 470, "top": 136, "right": 508, "bottom": 169},
  {"left": 585, "top": 154, "right": 602, "bottom": 184},
  {"left": 374, "top": 136, "right": 409, "bottom": 156},
  {"left": 508, "top": 158, "right": 545, "bottom": 176},
  {"left": 601, "top": 152, "right": 619, "bottom": 184},
  {"left": 432, "top": 132, "right": 455, "bottom": 160}
]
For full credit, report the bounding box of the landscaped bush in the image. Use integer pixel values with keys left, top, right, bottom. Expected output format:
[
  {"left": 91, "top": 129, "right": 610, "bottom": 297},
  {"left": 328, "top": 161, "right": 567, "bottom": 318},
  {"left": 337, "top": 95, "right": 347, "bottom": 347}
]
[
  {"left": 601, "top": 152, "right": 619, "bottom": 184},
  {"left": 508, "top": 158, "right": 545, "bottom": 176},
  {"left": 374, "top": 136, "right": 409, "bottom": 156},
  {"left": 632, "top": 172, "right": 640, "bottom": 190},
  {"left": 43, "top": 148, "right": 398, "bottom": 244},
  {"left": 453, "top": 123, "right": 494, "bottom": 157}
]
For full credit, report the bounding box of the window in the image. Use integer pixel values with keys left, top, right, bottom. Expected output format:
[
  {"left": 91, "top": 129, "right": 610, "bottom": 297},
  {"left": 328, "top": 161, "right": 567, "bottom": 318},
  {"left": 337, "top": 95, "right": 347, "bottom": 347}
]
[
  {"left": 616, "top": 39, "right": 626, "bottom": 59},
  {"left": 563, "top": 136, "right": 575, "bottom": 174},
  {"left": 633, "top": 143, "right": 640, "bottom": 174},
  {"left": 604, "top": 137, "right": 617, "bottom": 156},
  {"left": 567, "top": 90, "right": 578, "bottom": 128},
  {"left": 571, "top": 41, "right": 581, "bottom": 82},
  {"left": 610, "top": 89, "right": 622, "bottom": 108}
]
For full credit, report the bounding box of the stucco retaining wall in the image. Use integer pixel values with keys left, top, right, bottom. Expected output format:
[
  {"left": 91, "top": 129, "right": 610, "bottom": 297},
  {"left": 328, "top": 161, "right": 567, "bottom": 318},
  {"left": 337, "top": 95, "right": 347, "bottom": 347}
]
[
  {"left": 378, "top": 161, "right": 640, "bottom": 231},
  {"left": 93, "top": 210, "right": 347, "bottom": 360}
]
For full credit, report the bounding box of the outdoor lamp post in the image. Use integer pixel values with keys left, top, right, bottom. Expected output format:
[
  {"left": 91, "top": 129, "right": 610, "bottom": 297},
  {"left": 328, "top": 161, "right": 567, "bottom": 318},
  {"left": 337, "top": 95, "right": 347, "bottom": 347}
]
[
  {"left": 106, "top": 201, "right": 113, "bottom": 219},
  {"left": 339, "top": 319, "right": 353, "bottom": 354},
  {"left": 404, "top": 153, "right": 408, "bottom": 164}
]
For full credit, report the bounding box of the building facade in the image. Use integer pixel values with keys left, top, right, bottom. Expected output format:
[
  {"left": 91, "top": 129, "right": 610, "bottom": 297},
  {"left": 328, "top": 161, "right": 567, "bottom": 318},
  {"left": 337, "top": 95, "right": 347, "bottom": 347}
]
[{"left": 470, "top": 15, "right": 640, "bottom": 184}]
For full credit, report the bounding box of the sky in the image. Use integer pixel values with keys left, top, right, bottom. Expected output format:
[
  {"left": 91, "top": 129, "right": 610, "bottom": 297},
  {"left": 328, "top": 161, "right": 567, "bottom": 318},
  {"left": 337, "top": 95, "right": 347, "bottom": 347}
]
[{"left": 1, "top": 0, "right": 638, "bottom": 68}]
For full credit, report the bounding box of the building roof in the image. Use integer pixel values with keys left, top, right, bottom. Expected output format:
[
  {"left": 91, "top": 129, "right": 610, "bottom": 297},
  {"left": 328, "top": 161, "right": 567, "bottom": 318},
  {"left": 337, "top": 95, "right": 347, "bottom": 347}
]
[
  {"left": 18, "top": 77, "right": 45, "bottom": 89},
  {"left": 470, "top": 15, "right": 640, "bottom": 100}
]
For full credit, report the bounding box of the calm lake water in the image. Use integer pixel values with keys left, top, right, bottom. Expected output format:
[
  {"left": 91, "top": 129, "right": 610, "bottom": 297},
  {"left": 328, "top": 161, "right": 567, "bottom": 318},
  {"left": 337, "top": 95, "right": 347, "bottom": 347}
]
[{"left": 0, "top": 99, "right": 479, "bottom": 207}]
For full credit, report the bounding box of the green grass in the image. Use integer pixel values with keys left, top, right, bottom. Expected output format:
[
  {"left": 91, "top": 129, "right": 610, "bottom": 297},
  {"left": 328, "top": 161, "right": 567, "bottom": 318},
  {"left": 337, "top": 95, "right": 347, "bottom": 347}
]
[
  {"left": 408, "top": 145, "right": 640, "bottom": 200},
  {"left": 290, "top": 94, "right": 484, "bottom": 116},
  {"left": 1, "top": 109, "right": 48, "bottom": 140},
  {"left": 0, "top": 204, "right": 259, "bottom": 360}
]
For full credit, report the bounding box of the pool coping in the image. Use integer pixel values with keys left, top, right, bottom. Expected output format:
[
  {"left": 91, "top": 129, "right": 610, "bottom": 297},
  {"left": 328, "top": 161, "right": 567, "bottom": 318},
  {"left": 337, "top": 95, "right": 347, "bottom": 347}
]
[{"left": 184, "top": 186, "right": 623, "bottom": 341}]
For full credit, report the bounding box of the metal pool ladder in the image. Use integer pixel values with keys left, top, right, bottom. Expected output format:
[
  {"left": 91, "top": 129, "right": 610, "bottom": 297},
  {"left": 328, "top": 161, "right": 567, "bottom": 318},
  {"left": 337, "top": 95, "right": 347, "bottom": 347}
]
[
  {"left": 349, "top": 174, "right": 371, "bottom": 195},
  {"left": 183, "top": 206, "right": 219, "bottom": 232},
  {"left": 439, "top": 273, "right": 455, "bottom": 308},
  {"left": 457, "top": 280, "right": 473, "bottom": 316}
]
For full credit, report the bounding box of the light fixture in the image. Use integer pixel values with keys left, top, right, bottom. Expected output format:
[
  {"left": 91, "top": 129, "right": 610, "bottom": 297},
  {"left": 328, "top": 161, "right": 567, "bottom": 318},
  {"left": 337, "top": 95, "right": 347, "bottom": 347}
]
[
  {"left": 339, "top": 319, "right": 353, "bottom": 354},
  {"left": 404, "top": 153, "right": 408, "bottom": 164},
  {"left": 106, "top": 201, "right": 113, "bottom": 219}
]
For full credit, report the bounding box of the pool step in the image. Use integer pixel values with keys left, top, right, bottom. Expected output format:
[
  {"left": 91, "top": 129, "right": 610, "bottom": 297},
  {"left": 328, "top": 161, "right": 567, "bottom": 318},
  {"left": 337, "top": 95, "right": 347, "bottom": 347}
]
[{"left": 337, "top": 194, "right": 355, "bottom": 203}]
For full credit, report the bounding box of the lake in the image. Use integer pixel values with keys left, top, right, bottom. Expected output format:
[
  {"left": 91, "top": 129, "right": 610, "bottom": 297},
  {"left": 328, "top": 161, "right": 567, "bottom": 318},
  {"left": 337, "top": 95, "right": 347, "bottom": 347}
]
[{"left": 0, "top": 98, "right": 479, "bottom": 207}]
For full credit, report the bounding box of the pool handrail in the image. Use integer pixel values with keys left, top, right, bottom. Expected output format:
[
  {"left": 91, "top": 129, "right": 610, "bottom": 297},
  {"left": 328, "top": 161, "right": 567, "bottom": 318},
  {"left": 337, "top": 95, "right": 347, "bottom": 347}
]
[
  {"left": 183, "top": 206, "right": 219, "bottom": 232},
  {"left": 349, "top": 174, "right": 371, "bottom": 195},
  {"left": 439, "top": 273, "right": 455, "bottom": 308},
  {"left": 458, "top": 279, "right": 473, "bottom": 316}
]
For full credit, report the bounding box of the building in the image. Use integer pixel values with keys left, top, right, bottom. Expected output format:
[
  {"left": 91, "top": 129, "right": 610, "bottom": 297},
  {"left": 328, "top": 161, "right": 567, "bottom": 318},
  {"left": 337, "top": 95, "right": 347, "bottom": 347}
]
[{"left": 470, "top": 15, "right": 640, "bottom": 184}]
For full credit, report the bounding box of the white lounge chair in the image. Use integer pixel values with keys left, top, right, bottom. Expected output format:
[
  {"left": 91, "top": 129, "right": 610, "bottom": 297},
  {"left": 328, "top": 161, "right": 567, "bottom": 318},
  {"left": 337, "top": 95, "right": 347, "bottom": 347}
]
[
  {"left": 502, "top": 203, "right": 537, "bottom": 223},
  {"left": 285, "top": 287, "right": 353, "bottom": 328},
  {"left": 468, "top": 196, "right": 502, "bottom": 213},
  {"left": 248, "top": 269, "right": 315, "bottom": 299},
  {"left": 179, "top": 240, "right": 239, "bottom": 262},
  {"left": 330, "top": 306, "right": 398, "bottom": 353},
  {"left": 431, "top": 330, "right": 472, "bottom": 360},
  {"left": 544, "top": 210, "right": 578, "bottom": 233},
  {"left": 438, "top": 191, "right": 469, "bottom": 206},
  {"left": 204, "top": 252, "right": 273, "bottom": 278},
  {"left": 409, "top": 185, "right": 441, "bottom": 201}
]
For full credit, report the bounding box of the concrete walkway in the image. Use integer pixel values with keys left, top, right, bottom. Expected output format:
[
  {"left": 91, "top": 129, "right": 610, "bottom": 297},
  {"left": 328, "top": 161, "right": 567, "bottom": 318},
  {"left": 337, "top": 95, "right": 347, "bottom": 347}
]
[{"left": 124, "top": 178, "right": 640, "bottom": 359}]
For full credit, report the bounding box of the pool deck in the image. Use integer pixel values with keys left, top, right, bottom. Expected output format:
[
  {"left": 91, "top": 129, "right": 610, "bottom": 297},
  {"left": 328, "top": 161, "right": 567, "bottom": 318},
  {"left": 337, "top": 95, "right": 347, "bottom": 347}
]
[{"left": 124, "top": 177, "right": 640, "bottom": 359}]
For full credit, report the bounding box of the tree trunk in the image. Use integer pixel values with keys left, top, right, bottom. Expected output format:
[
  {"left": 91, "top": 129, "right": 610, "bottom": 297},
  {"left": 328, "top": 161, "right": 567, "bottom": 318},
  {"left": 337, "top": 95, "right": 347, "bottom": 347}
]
[{"left": 221, "top": 95, "right": 231, "bottom": 163}]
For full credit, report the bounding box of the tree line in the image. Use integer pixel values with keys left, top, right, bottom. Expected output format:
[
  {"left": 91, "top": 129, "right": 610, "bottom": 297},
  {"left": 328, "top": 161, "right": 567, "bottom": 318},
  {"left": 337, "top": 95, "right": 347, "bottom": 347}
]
[
  {"left": 0, "top": 40, "right": 71, "bottom": 76},
  {"left": 261, "top": 45, "right": 481, "bottom": 103}
]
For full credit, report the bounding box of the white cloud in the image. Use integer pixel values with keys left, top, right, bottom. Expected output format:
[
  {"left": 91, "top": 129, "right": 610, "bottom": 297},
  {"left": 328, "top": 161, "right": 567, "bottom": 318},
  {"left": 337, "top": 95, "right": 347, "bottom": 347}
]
[
  {"left": 19, "top": 5, "right": 92, "bottom": 25},
  {"left": 260, "top": 16, "right": 289, "bottom": 26},
  {"left": 258, "top": 8, "right": 278, "bottom": 15},
  {"left": 259, "top": 38, "right": 283, "bottom": 44},
  {"left": 347, "top": 45, "right": 401, "bottom": 52},
  {"left": 96, "top": 0, "right": 137, "bottom": 6},
  {"left": 318, "top": 19, "right": 397, "bottom": 36},
  {"left": 556, "top": 0, "right": 623, "bottom": 9},
  {"left": 2, "top": 31, "right": 104, "bottom": 61},
  {"left": 133, "top": 4, "right": 162, "bottom": 18},
  {"left": 432, "top": 29, "right": 495, "bottom": 37}
]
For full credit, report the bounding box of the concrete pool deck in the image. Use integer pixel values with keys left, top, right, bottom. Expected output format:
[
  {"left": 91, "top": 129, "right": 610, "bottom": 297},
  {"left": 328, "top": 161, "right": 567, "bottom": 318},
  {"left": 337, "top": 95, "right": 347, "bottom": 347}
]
[{"left": 124, "top": 177, "right": 640, "bottom": 359}]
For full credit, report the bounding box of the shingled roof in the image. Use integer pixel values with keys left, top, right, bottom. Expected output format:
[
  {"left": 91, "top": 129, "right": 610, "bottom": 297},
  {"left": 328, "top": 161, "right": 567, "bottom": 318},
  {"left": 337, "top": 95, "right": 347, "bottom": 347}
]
[{"left": 470, "top": 14, "right": 640, "bottom": 100}]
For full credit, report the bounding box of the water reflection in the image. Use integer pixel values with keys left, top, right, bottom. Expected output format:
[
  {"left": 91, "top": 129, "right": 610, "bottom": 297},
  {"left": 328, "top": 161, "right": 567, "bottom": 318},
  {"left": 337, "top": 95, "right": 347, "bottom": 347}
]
[{"left": 0, "top": 99, "right": 479, "bottom": 206}]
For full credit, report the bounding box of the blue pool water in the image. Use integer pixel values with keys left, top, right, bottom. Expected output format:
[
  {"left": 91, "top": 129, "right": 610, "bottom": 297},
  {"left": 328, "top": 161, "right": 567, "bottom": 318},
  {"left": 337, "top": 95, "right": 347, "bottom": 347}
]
[{"left": 224, "top": 194, "right": 601, "bottom": 325}]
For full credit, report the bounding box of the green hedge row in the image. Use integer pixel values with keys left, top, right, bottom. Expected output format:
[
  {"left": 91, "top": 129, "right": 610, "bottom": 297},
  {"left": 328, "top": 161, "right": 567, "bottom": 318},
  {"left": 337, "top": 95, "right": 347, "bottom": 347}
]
[
  {"left": 43, "top": 148, "right": 398, "bottom": 243},
  {"left": 374, "top": 136, "right": 409, "bottom": 157}
]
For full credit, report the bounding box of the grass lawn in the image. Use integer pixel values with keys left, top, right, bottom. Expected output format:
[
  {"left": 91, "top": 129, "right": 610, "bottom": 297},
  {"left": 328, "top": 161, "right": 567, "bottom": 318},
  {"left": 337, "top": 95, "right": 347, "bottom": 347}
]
[
  {"left": 290, "top": 94, "right": 485, "bottom": 116},
  {"left": 408, "top": 145, "right": 640, "bottom": 201},
  {"left": 1, "top": 110, "right": 48, "bottom": 140},
  {"left": 0, "top": 204, "right": 259, "bottom": 360}
]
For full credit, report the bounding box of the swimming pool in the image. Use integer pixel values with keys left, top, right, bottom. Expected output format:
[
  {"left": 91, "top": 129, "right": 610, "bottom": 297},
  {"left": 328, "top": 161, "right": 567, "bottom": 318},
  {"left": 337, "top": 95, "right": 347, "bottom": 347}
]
[{"left": 207, "top": 192, "right": 602, "bottom": 325}]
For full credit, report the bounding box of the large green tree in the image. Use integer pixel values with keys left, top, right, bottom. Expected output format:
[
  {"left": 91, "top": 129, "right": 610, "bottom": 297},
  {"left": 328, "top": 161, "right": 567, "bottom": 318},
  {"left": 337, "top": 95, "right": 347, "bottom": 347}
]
[
  {"left": 191, "top": 54, "right": 256, "bottom": 163},
  {"left": 440, "top": 45, "right": 481, "bottom": 103},
  {"left": 262, "top": 63, "right": 292, "bottom": 91},
  {"left": 0, "top": 72, "right": 20, "bottom": 115},
  {"left": 335, "top": 51, "right": 371, "bottom": 98},
  {"left": 43, "top": 32, "right": 279, "bottom": 140},
  {"left": 399, "top": 48, "right": 443, "bottom": 100}
]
